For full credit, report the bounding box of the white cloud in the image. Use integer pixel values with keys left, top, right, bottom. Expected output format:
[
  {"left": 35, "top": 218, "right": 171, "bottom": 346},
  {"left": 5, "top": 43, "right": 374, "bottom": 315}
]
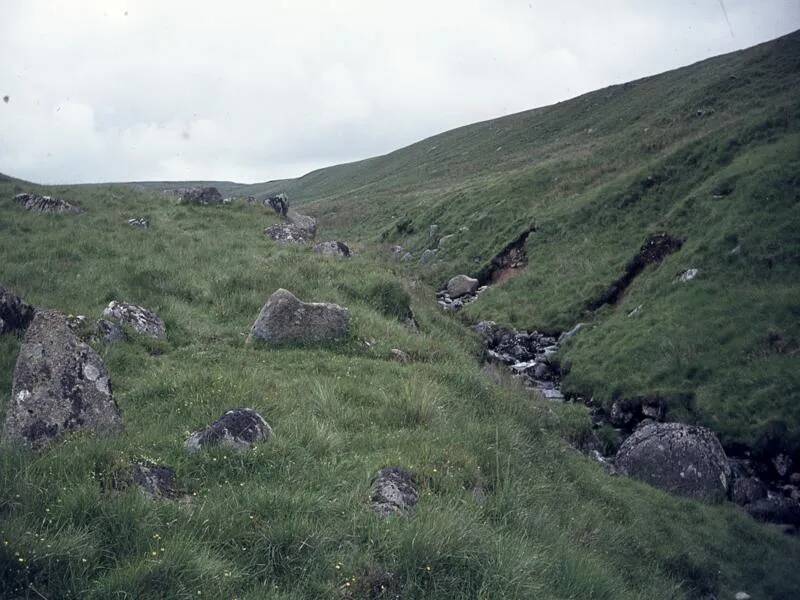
[{"left": 1, "top": 0, "right": 798, "bottom": 184}]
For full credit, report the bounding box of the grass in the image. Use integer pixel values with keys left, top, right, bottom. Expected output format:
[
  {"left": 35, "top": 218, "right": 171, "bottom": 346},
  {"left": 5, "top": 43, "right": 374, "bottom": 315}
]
[{"left": 0, "top": 181, "right": 799, "bottom": 599}]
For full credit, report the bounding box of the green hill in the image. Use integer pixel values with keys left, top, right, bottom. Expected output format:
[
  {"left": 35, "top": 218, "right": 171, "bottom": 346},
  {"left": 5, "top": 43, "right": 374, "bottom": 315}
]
[{"left": 1, "top": 31, "right": 799, "bottom": 600}]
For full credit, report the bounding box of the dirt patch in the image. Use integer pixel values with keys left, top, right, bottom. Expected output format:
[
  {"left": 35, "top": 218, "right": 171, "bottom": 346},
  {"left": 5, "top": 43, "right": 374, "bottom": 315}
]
[{"left": 477, "top": 226, "right": 535, "bottom": 285}]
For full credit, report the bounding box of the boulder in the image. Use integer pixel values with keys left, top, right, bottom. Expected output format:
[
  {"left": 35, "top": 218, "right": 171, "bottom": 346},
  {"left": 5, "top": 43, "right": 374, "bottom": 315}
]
[
  {"left": 3, "top": 310, "right": 122, "bottom": 448},
  {"left": 0, "top": 285, "right": 35, "bottom": 335},
  {"left": 130, "top": 462, "right": 180, "bottom": 500},
  {"left": 186, "top": 408, "right": 272, "bottom": 453},
  {"left": 731, "top": 476, "right": 768, "bottom": 506},
  {"left": 14, "top": 193, "right": 82, "bottom": 214},
  {"left": 178, "top": 187, "right": 222, "bottom": 205},
  {"left": 286, "top": 211, "right": 317, "bottom": 237},
  {"left": 102, "top": 301, "right": 166, "bottom": 340},
  {"left": 419, "top": 249, "right": 437, "bottom": 264},
  {"left": 313, "top": 240, "right": 351, "bottom": 258},
  {"left": 390, "top": 348, "right": 410, "bottom": 364},
  {"left": 264, "top": 223, "right": 313, "bottom": 245},
  {"left": 267, "top": 193, "right": 289, "bottom": 216},
  {"left": 248, "top": 289, "right": 349, "bottom": 345},
  {"left": 745, "top": 495, "right": 800, "bottom": 526},
  {"left": 370, "top": 466, "right": 419, "bottom": 518},
  {"left": 615, "top": 422, "right": 731, "bottom": 502},
  {"left": 446, "top": 275, "right": 479, "bottom": 298},
  {"left": 95, "top": 318, "right": 126, "bottom": 344}
]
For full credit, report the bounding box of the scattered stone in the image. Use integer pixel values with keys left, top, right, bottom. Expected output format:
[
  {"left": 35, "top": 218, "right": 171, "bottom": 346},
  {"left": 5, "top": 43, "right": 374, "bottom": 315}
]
[
  {"left": 731, "top": 476, "right": 768, "bottom": 506},
  {"left": 0, "top": 285, "right": 35, "bottom": 335},
  {"left": 95, "top": 318, "right": 126, "bottom": 344},
  {"left": 390, "top": 348, "right": 410, "bottom": 363},
  {"left": 389, "top": 245, "right": 404, "bottom": 258},
  {"left": 419, "top": 249, "right": 437, "bottom": 264},
  {"left": 3, "top": 310, "right": 122, "bottom": 449},
  {"left": 734, "top": 593, "right": 751, "bottom": 600},
  {"left": 246, "top": 195, "right": 258, "bottom": 205},
  {"left": 745, "top": 495, "right": 800, "bottom": 527},
  {"left": 428, "top": 224, "right": 438, "bottom": 239},
  {"left": 267, "top": 193, "right": 289, "bottom": 216},
  {"left": 677, "top": 268, "right": 699, "bottom": 282},
  {"left": 14, "top": 192, "right": 82, "bottom": 214},
  {"left": 313, "top": 240, "right": 351, "bottom": 258},
  {"left": 400, "top": 252, "right": 413, "bottom": 262},
  {"left": 130, "top": 462, "right": 180, "bottom": 500},
  {"left": 178, "top": 186, "right": 223, "bottom": 205},
  {"left": 772, "top": 453, "right": 794, "bottom": 479},
  {"left": 264, "top": 223, "right": 313, "bottom": 245},
  {"left": 102, "top": 301, "right": 166, "bottom": 340},
  {"left": 446, "top": 275, "right": 479, "bottom": 298},
  {"left": 615, "top": 422, "right": 731, "bottom": 503},
  {"left": 186, "top": 408, "right": 272, "bottom": 454},
  {"left": 127, "top": 217, "right": 149, "bottom": 229},
  {"left": 286, "top": 210, "right": 317, "bottom": 237},
  {"left": 370, "top": 467, "right": 419, "bottom": 518},
  {"left": 248, "top": 289, "right": 349, "bottom": 345}
]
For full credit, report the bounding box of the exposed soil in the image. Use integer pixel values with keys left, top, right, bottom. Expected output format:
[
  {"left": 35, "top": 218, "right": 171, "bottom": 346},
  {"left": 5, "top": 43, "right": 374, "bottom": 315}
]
[{"left": 477, "top": 226, "right": 535, "bottom": 286}]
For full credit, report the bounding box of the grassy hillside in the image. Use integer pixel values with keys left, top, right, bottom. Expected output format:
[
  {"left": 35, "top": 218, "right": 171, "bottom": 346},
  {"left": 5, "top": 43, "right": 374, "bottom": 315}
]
[
  {"left": 1, "top": 182, "right": 799, "bottom": 599},
  {"left": 153, "top": 31, "right": 800, "bottom": 463}
]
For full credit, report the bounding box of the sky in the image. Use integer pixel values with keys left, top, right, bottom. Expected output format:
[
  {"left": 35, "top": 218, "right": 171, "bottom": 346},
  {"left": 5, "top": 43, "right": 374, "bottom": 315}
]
[{"left": 1, "top": 1, "right": 799, "bottom": 185}]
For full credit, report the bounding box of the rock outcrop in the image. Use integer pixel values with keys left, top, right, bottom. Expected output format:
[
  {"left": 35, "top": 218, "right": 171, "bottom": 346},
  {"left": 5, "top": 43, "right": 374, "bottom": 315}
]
[
  {"left": 178, "top": 187, "right": 223, "bottom": 205},
  {"left": 3, "top": 310, "right": 122, "bottom": 448},
  {"left": 102, "top": 301, "right": 166, "bottom": 340},
  {"left": 313, "top": 240, "right": 351, "bottom": 258},
  {"left": 615, "top": 422, "right": 731, "bottom": 502},
  {"left": 370, "top": 467, "right": 419, "bottom": 518},
  {"left": 264, "top": 223, "right": 313, "bottom": 245},
  {"left": 14, "top": 193, "right": 82, "bottom": 214},
  {"left": 186, "top": 408, "right": 272, "bottom": 453},
  {"left": 267, "top": 193, "right": 289, "bottom": 216},
  {"left": 248, "top": 289, "right": 349, "bottom": 345},
  {"left": 0, "top": 285, "right": 35, "bottom": 335},
  {"left": 286, "top": 210, "right": 317, "bottom": 237},
  {"left": 446, "top": 275, "right": 479, "bottom": 298}
]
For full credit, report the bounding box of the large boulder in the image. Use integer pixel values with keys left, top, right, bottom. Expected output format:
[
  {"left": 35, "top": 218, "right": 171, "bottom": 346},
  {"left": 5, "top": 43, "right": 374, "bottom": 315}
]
[
  {"left": 370, "top": 467, "right": 419, "bottom": 518},
  {"left": 313, "top": 240, "right": 351, "bottom": 258},
  {"left": 3, "top": 310, "right": 122, "bottom": 448},
  {"left": 446, "top": 275, "right": 479, "bottom": 298},
  {"left": 0, "top": 285, "right": 35, "bottom": 335},
  {"left": 14, "top": 193, "right": 82, "bottom": 214},
  {"left": 286, "top": 211, "right": 317, "bottom": 237},
  {"left": 102, "top": 301, "right": 166, "bottom": 340},
  {"left": 178, "top": 187, "right": 222, "bottom": 205},
  {"left": 186, "top": 408, "right": 272, "bottom": 453},
  {"left": 267, "top": 193, "right": 289, "bottom": 216},
  {"left": 264, "top": 223, "right": 313, "bottom": 245},
  {"left": 615, "top": 422, "right": 731, "bottom": 502},
  {"left": 248, "top": 289, "right": 349, "bottom": 345}
]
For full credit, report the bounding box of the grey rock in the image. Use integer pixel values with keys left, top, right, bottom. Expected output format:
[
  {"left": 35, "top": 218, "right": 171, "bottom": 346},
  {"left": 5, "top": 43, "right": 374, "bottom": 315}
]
[
  {"left": 95, "top": 318, "right": 126, "bottom": 344},
  {"left": 389, "top": 245, "right": 404, "bottom": 258},
  {"left": 3, "top": 310, "right": 122, "bottom": 449},
  {"left": 734, "top": 593, "right": 751, "bottom": 600},
  {"left": 627, "top": 304, "right": 643, "bottom": 317},
  {"left": 731, "top": 476, "right": 768, "bottom": 506},
  {"left": 437, "top": 234, "right": 455, "bottom": 249},
  {"left": 773, "top": 453, "right": 794, "bottom": 479},
  {"left": 246, "top": 195, "right": 258, "bottom": 205},
  {"left": 428, "top": 224, "right": 438, "bottom": 239},
  {"left": 540, "top": 388, "right": 565, "bottom": 401},
  {"left": 186, "top": 408, "right": 272, "bottom": 454},
  {"left": 370, "top": 466, "right": 419, "bottom": 518},
  {"left": 248, "top": 289, "right": 349, "bottom": 345},
  {"left": 533, "top": 362, "right": 550, "bottom": 379},
  {"left": 313, "top": 240, "right": 351, "bottom": 258},
  {"left": 400, "top": 252, "right": 413, "bottom": 262},
  {"left": 267, "top": 193, "right": 289, "bottom": 216},
  {"left": 127, "top": 217, "right": 149, "bottom": 229},
  {"left": 558, "top": 323, "right": 584, "bottom": 344},
  {"left": 745, "top": 495, "right": 800, "bottom": 526},
  {"left": 130, "top": 462, "right": 180, "bottom": 500},
  {"left": 0, "top": 285, "right": 35, "bottom": 335},
  {"left": 615, "top": 422, "right": 731, "bottom": 503},
  {"left": 419, "top": 249, "right": 437, "bottom": 264},
  {"left": 390, "top": 348, "right": 410, "bottom": 364},
  {"left": 178, "top": 187, "right": 222, "bottom": 205},
  {"left": 286, "top": 210, "right": 317, "bottom": 237},
  {"left": 264, "top": 223, "right": 313, "bottom": 245},
  {"left": 222, "top": 197, "right": 232, "bottom": 205},
  {"left": 14, "top": 193, "right": 83, "bottom": 214},
  {"left": 102, "top": 301, "right": 166, "bottom": 340},
  {"left": 472, "top": 320, "right": 497, "bottom": 339},
  {"left": 446, "top": 275, "right": 479, "bottom": 298},
  {"left": 677, "top": 268, "right": 699, "bottom": 282},
  {"left": 610, "top": 401, "right": 635, "bottom": 427}
]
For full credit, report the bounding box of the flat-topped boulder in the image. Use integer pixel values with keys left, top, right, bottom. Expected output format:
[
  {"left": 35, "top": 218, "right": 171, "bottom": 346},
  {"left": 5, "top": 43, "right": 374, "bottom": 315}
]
[
  {"left": 14, "top": 193, "right": 82, "bottom": 214},
  {"left": 446, "top": 275, "right": 479, "bottom": 298},
  {"left": 3, "top": 310, "right": 122, "bottom": 448},
  {"left": 615, "top": 422, "right": 731, "bottom": 503},
  {"left": 102, "top": 301, "right": 166, "bottom": 340},
  {"left": 178, "top": 187, "right": 222, "bottom": 205},
  {"left": 248, "top": 289, "right": 349, "bottom": 345},
  {"left": 186, "top": 408, "right": 272, "bottom": 453},
  {"left": 264, "top": 223, "right": 313, "bottom": 245},
  {"left": 313, "top": 240, "right": 351, "bottom": 258},
  {"left": 0, "top": 285, "right": 35, "bottom": 335}
]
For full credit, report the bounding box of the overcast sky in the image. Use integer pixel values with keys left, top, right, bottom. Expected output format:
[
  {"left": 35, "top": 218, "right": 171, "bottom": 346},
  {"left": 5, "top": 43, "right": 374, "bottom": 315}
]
[{"left": 1, "top": 1, "right": 798, "bottom": 184}]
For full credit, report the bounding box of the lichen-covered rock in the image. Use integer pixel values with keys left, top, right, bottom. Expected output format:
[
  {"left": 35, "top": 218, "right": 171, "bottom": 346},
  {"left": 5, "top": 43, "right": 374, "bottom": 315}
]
[
  {"left": 264, "top": 223, "right": 313, "bottom": 245},
  {"left": 286, "top": 211, "right": 317, "bottom": 237},
  {"left": 178, "top": 186, "right": 222, "bottom": 205},
  {"left": 446, "top": 274, "right": 479, "bottom": 298},
  {"left": 0, "top": 285, "right": 35, "bottom": 335},
  {"left": 186, "top": 408, "right": 272, "bottom": 453},
  {"left": 14, "top": 193, "right": 83, "bottom": 214},
  {"left": 615, "top": 422, "right": 731, "bottom": 502},
  {"left": 370, "top": 467, "right": 419, "bottom": 518},
  {"left": 3, "top": 310, "right": 122, "bottom": 448},
  {"left": 95, "top": 318, "right": 126, "bottom": 344},
  {"left": 267, "top": 193, "right": 289, "bottom": 216},
  {"left": 731, "top": 476, "right": 768, "bottom": 506},
  {"left": 130, "top": 462, "right": 180, "bottom": 500},
  {"left": 248, "top": 289, "right": 349, "bottom": 345},
  {"left": 102, "top": 301, "right": 166, "bottom": 340},
  {"left": 390, "top": 348, "right": 410, "bottom": 363},
  {"left": 313, "top": 240, "right": 351, "bottom": 258}
]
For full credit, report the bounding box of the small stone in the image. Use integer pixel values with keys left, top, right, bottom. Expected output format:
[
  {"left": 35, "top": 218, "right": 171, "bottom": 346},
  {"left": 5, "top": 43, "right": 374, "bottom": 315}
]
[
  {"left": 400, "top": 252, "right": 413, "bottom": 262},
  {"left": 130, "top": 462, "right": 180, "bottom": 500},
  {"left": 95, "top": 318, "right": 126, "bottom": 344},
  {"left": 0, "top": 285, "right": 35, "bottom": 335},
  {"left": 370, "top": 467, "right": 419, "bottom": 518},
  {"left": 313, "top": 240, "right": 351, "bottom": 258},
  {"left": 102, "top": 301, "right": 166, "bottom": 340},
  {"left": 419, "top": 249, "right": 437, "bottom": 264},
  {"left": 127, "top": 217, "right": 149, "bottom": 229},
  {"left": 734, "top": 593, "right": 751, "bottom": 600},
  {"left": 390, "top": 348, "right": 410, "bottom": 363},
  {"left": 178, "top": 187, "right": 222, "bottom": 205},
  {"left": 677, "top": 268, "right": 699, "bottom": 282},
  {"left": 186, "top": 408, "right": 272, "bottom": 453}
]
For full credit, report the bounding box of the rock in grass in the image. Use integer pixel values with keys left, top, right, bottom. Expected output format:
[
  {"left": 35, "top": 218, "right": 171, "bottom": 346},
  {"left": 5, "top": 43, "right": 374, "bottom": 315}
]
[
  {"left": 248, "top": 289, "right": 349, "bottom": 345},
  {"left": 178, "top": 186, "right": 222, "bottom": 205},
  {"left": 95, "top": 318, "right": 126, "bottom": 344},
  {"left": 14, "top": 192, "right": 83, "bottom": 214},
  {"left": 313, "top": 240, "right": 351, "bottom": 258},
  {"left": 0, "top": 285, "right": 35, "bottom": 335},
  {"left": 446, "top": 274, "right": 479, "bottom": 298},
  {"left": 419, "top": 249, "right": 437, "bottom": 264},
  {"left": 390, "top": 348, "right": 410, "bottom": 363},
  {"left": 3, "top": 310, "right": 122, "bottom": 449},
  {"left": 102, "top": 301, "right": 166, "bottom": 340},
  {"left": 267, "top": 193, "right": 289, "bottom": 216},
  {"left": 615, "top": 422, "right": 731, "bottom": 503},
  {"left": 264, "top": 223, "right": 313, "bottom": 245},
  {"left": 127, "top": 217, "right": 149, "bottom": 229},
  {"left": 131, "top": 462, "right": 180, "bottom": 500},
  {"left": 370, "top": 467, "right": 419, "bottom": 518},
  {"left": 745, "top": 495, "right": 800, "bottom": 527},
  {"left": 186, "top": 408, "right": 272, "bottom": 453},
  {"left": 286, "top": 210, "right": 317, "bottom": 237}
]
